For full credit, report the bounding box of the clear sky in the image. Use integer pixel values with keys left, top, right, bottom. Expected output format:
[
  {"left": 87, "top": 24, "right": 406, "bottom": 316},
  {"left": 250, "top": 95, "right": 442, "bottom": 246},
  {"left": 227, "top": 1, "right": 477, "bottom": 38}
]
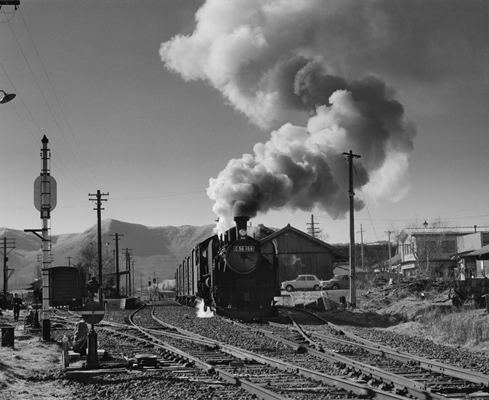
[{"left": 1, "top": 0, "right": 489, "bottom": 245}]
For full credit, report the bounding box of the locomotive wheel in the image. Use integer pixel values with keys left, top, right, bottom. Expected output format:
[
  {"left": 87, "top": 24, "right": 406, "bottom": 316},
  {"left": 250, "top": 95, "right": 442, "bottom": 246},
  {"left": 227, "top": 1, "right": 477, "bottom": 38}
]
[
  {"left": 314, "top": 284, "right": 320, "bottom": 291},
  {"left": 332, "top": 284, "right": 339, "bottom": 290},
  {"left": 285, "top": 285, "right": 294, "bottom": 292}
]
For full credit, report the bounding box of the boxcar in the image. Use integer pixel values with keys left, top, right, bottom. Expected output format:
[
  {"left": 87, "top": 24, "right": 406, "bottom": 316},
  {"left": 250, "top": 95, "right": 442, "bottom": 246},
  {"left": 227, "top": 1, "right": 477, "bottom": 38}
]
[{"left": 49, "top": 266, "right": 87, "bottom": 309}]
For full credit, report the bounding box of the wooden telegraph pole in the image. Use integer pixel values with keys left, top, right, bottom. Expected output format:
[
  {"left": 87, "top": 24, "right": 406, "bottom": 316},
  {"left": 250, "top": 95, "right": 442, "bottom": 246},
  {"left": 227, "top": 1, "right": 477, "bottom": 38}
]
[
  {"left": 89, "top": 190, "right": 109, "bottom": 302},
  {"left": 343, "top": 150, "right": 360, "bottom": 308},
  {"left": 110, "top": 233, "right": 123, "bottom": 297}
]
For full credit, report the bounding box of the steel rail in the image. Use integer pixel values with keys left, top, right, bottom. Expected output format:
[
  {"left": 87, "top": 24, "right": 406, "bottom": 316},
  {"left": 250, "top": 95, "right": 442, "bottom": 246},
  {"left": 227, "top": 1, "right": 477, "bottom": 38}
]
[
  {"left": 293, "top": 308, "right": 489, "bottom": 387},
  {"left": 58, "top": 306, "right": 288, "bottom": 399},
  {"left": 149, "top": 304, "right": 421, "bottom": 400},
  {"left": 126, "top": 303, "right": 289, "bottom": 400},
  {"left": 228, "top": 317, "right": 443, "bottom": 400}
]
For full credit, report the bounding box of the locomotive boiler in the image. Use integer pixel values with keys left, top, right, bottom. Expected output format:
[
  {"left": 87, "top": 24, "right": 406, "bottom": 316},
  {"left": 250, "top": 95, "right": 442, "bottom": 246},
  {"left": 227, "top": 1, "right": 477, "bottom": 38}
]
[{"left": 175, "top": 216, "right": 279, "bottom": 319}]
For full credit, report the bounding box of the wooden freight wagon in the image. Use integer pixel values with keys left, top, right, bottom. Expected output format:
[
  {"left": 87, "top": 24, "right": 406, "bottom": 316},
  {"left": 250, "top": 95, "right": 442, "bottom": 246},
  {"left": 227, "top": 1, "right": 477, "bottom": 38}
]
[{"left": 49, "top": 266, "right": 87, "bottom": 310}]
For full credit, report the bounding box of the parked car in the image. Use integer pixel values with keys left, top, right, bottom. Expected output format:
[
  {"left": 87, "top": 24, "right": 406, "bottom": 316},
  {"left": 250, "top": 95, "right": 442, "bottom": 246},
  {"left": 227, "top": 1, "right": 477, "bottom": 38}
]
[
  {"left": 320, "top": 274, "right": 349, "bottom": 290},
  {"left": 281, "top": 274, "right": 322, "bottom": 292},
  {"left": 373, "top": 277, "right": 389, "bottom": 287}
]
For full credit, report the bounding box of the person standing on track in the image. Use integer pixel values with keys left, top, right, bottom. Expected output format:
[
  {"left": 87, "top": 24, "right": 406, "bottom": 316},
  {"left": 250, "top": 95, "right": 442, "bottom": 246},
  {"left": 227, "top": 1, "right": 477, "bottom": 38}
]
[
  {"left": 12, "top": 293, "right": 23, "bottom": 322},
  {"left": 87, "top": 277, "right": 100, "bottom": 302}
]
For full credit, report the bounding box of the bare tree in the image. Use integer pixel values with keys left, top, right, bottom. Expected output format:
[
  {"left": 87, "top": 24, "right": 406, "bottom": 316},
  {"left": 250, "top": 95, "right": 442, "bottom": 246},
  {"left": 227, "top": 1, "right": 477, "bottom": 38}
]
[
  {"left": 77, "top": 242, "right": 115, "bottom": 281},
  {"left": 77, "top": 242, "right": 98, "bottom": 278}
]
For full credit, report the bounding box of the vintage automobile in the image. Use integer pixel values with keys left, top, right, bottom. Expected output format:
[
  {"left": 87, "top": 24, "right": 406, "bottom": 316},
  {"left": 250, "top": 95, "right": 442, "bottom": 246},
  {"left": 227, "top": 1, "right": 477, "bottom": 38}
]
[
  {"left": 320, "top": 274, "right": 350, "bottom": 290},
  {"left": 281, "top": 274, "right": 322, "bottom": 292}
]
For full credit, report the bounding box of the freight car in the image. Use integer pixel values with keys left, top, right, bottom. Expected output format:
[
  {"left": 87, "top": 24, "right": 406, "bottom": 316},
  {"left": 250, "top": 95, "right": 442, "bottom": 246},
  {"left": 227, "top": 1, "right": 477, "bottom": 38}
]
[
  {"left": 175, "top": 216, "right": 279, "bottom": 319},
  {"left": 48, "top": 266, "right": 87, "bottom": 309}
]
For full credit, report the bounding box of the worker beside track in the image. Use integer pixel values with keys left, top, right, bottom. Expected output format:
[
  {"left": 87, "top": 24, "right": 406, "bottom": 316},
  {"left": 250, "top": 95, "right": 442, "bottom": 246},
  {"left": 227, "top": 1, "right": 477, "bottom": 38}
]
[{"left": 73, "top": 318, "right": 89, "bottom": 357}]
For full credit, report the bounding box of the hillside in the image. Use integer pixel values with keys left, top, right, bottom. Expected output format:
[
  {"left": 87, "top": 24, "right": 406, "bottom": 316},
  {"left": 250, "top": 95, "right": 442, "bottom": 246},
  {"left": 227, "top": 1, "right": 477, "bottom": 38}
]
[{"left": 0, "top": 219, "right": 216, "bottom": 290}]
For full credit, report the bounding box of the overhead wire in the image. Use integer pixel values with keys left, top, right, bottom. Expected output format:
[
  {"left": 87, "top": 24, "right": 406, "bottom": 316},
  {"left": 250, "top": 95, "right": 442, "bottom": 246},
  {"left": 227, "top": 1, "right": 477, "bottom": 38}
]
[
  {"left": 353, "top": 162, "right": 380, "bottom": 242},
  {"left": 18, "top": 9, "right": 100, "bottom": 188},
  {"left": 0, "top": 61, "right": 87, "bottom": 193},
  {"left": 2, "top": 10, "right": 94, "bottom": 193},
  {"left": 0, "top": 6, "right": 17, "bottom": 23},
  {"left": 17, "top": 9, "right": 100, "bottom": 188},
  {"left": 0, "top": 61, "right": 39, "bottom": 143}
]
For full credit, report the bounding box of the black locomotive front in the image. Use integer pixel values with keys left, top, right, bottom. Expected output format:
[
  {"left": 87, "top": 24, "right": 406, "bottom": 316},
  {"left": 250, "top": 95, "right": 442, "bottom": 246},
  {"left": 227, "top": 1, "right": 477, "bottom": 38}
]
[
  {"left": 209, "top": 216, "right": 279, "bottom": 319},
  {"left": 176, "top": 216, "right": 279, "bottom": 319}
]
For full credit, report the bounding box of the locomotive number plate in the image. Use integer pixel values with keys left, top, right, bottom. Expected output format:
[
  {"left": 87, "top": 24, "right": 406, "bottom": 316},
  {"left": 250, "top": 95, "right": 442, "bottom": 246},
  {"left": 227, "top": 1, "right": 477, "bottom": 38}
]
[{"left": 233, "top": 246, "right": 255, "bottom": 252}]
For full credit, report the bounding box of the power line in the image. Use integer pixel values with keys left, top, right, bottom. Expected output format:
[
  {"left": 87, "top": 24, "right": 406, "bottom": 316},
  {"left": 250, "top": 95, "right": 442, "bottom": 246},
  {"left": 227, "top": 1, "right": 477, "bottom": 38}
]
[
  {"left": 2, "top": 11, "right": 94, "bottom": 192},
  {"left": 306, "top": 214, "right": 321, "bottom": 238},
  {"left": 353, "top": 163, "right": 379, "bottom": 242},
  {"left": 18, "top": 9, "right": 100, "bottom": 188}
]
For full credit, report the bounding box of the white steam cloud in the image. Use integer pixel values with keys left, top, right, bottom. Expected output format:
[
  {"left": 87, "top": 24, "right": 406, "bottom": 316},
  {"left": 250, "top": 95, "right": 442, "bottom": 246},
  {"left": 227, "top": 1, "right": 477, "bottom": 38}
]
[{"left": 160, "top": 0, "right": 424, "bottom": 232}]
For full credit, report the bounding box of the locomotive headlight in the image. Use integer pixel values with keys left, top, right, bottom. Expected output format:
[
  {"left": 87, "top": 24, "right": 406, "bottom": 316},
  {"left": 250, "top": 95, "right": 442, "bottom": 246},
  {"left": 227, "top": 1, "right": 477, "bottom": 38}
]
[{"left": 239, "top": 229, "right": 247, "bottom": 238}]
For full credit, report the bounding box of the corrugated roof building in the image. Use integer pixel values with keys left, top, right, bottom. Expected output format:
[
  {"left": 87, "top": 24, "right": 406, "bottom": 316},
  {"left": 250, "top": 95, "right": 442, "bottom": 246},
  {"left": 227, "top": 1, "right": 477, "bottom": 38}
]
[{"left": 260, "top": 224, "right": 348, "bottom": 283}]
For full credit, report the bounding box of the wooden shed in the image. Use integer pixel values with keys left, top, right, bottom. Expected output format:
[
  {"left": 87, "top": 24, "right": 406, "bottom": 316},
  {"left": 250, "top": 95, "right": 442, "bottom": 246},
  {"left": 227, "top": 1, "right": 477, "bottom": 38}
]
[{"left": 260, "top": 224, "right": 348, "bottom": 283}]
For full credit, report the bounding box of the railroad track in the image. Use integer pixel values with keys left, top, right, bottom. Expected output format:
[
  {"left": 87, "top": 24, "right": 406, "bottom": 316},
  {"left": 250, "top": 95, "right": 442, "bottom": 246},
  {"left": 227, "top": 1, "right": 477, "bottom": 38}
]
[
  {"left": 132, "top": 303, "right": 376, "bottom": 399},
  {"left": 51, "top": 301, "right": 489, "bottom": 400},
  {"left": 259, "top": 307, "right": 489, "bottom": 400},
  {"left": 52, "top": 308, "right": 273, "bottom": 399},
  {"left": 148, "top": 300, "right": 489, "bottom": 400}
]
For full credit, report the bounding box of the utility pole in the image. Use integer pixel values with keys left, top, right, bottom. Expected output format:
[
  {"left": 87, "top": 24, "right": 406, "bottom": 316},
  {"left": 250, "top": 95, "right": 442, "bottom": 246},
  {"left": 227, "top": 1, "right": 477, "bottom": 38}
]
[
  {"left": 66, "top": 256, "right": 71, "bottom": 266},
  {"left": 110, "top": 233, "right": 123, "bottom": 297},
  {"left": 132, "top": 260, "right": 135, "bottom": 299},
  {"left": 306, "top": 214, "right": 321, "bottom": 238},
  {"left": 89, "top": 190, "right": 109, "bottom": 302},
  {"left": 358, "top": 225, "right": 365, "bottom": 271},
  {"left": 1, "top": 237, "right": 16, "bottom": 296},
  {"left": 386, "top": 231, "right": 392, "bottom": 272},
  {"left": 343, "top": 150, "right": 361, "bottom": 308},
  {"left": 122, "top": 248, "right": 132, "bottom": 296}
]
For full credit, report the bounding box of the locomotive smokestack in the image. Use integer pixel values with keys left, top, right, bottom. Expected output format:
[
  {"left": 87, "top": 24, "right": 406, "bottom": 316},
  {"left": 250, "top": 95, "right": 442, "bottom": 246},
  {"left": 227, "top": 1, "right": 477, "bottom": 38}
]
[{"left": 234, "top": 216, "right": 249, "bottom": 238}]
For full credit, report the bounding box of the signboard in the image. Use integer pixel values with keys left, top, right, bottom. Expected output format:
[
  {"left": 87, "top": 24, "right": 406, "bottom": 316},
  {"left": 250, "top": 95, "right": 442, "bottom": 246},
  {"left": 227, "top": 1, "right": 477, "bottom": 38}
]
[
  {"left": 81, "top": 301, "right": 105, "bottom": 325},
  {"left": 34, "top": 175, "right": 57, "bottom": 212},
  {"left": 233, "top": 245, "right": 255, "bottom": 252}
]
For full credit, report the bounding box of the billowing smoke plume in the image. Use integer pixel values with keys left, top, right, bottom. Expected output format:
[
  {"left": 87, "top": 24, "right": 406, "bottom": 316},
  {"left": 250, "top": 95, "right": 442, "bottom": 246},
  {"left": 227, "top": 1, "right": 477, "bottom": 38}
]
[
  {"left": 206, "top": 74, "right": 415, "bottom": 232},
  {"left": 160, "top": 0, "right": 431, "bottom": 232}
]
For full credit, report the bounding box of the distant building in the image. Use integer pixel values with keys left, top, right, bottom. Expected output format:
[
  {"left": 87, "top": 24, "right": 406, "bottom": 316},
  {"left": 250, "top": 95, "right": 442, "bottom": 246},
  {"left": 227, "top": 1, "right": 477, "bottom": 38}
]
[
  {"left": 332, "top": 262, "right": 368, "bottom": 283},
  {"left": 335, "top": 241, "right": 397, "bottom": 274},
  {"left": 398, "top": 225, "right": 489, "bottom": 278},
  {"left": 260, "top": 224, "right": 348, "bottom": 283},
  {"left": 452, "top": 243, "right": 489, "bottom": 280}
]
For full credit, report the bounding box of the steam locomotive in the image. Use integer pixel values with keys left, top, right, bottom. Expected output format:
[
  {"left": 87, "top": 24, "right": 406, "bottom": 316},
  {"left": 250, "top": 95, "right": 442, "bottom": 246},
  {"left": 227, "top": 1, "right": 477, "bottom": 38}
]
[{"left": 175, "top": 216, "right": 279, "bottom": 319}]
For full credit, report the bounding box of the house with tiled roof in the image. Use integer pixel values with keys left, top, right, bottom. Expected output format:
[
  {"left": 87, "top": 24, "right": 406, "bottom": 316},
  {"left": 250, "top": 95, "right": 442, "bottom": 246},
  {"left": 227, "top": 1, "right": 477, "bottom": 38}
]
[{"left": 398, "top": 225, "right": 489, "bottom": 277}]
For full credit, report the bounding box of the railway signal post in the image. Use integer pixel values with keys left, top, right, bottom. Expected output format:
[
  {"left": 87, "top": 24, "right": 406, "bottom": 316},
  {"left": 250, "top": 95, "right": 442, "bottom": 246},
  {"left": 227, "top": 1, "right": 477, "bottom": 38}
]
[
  {"left": 25, "top": 136, "right": 57, "bottom": 341},
  {"left": 81, "top": 301, "right": 105, "bottom": 369}
]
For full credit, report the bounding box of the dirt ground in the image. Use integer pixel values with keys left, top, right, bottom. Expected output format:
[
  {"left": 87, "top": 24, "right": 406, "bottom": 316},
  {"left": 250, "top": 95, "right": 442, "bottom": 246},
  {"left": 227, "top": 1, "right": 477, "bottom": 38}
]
[{"left": 0, "top": 315, "right": 74, "bottom": 400}]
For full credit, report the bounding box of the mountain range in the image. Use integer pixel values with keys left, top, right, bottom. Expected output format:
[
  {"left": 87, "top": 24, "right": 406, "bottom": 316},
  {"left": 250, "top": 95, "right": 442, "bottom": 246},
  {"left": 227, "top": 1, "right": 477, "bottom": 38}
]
[{"left": 0, "top": 219, "right": 217, "bottom": 290}]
